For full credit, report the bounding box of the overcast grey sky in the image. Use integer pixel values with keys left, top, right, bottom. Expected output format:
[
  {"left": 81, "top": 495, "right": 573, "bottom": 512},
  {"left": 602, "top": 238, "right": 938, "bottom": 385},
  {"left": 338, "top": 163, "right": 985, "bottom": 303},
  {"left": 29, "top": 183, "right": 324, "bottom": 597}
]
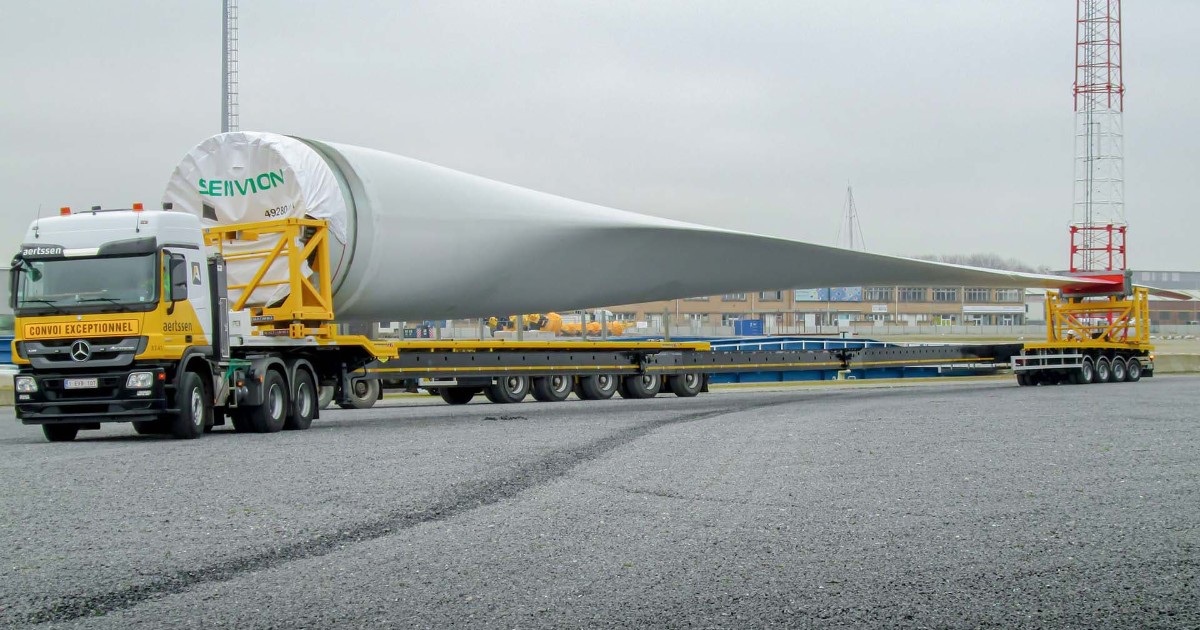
[{"left": 1, "top": 1, "right": 1196, "bottom": 270}]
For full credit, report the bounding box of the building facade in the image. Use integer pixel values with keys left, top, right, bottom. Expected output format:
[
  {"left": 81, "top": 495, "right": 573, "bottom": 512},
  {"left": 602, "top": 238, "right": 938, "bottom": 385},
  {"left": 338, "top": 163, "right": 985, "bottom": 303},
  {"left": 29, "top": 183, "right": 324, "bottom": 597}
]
[
  {"left": 606, "top": 285, "right": 1030, "bottom": 332},
  {"left": 605, "top": 270, "right": 1199, "bottom": 330}
]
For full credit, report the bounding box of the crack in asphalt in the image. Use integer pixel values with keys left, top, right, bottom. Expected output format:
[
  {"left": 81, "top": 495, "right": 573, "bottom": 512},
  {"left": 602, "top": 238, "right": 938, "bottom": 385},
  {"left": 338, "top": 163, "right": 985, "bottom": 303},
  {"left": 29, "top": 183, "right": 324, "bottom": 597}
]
[{"left": 20, "top": 400, "right": 791, "bottom": 625}]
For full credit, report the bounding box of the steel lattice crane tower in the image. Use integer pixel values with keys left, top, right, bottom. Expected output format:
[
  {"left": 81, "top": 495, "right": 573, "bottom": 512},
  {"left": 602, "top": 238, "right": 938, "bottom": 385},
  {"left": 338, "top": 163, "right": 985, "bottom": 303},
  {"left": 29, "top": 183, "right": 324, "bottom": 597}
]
[
  {"left": 1071, "top": 0, "right": 1125, "bottom": 273},
  {"left": 1011, "top": 0, "right": 1154, "bottom": 384},
  {"left": 221, "top": 0, "right": 240, "bottom": 133}
]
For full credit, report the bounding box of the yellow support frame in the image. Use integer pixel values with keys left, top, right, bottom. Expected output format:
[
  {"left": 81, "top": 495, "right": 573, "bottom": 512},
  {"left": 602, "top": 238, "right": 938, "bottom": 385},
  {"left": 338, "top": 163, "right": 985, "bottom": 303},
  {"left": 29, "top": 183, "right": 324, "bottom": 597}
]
[
  {"left": 204, "top": 218, "right": 336, "bottom": 339},
  {"left": 1027, "top": 287, "right": 1151, "bottom": 351}
]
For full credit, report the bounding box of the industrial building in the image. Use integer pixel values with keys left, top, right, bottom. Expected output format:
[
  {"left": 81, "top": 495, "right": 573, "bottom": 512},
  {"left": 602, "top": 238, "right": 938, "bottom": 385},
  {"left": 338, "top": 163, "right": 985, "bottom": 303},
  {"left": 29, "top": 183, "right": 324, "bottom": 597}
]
[
  {"left": 602, "top": 270, "right": 1199, "bottom": 333},
  {"left": 604, "top": 285, "right": 1031, "bottom": 333}
]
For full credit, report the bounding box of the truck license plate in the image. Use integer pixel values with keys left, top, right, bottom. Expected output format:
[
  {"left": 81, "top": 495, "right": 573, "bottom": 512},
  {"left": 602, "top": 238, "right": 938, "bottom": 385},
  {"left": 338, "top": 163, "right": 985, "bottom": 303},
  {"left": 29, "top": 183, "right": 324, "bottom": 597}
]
[{"left": 63, "top": 378, "right": 98, "bottom": 390}]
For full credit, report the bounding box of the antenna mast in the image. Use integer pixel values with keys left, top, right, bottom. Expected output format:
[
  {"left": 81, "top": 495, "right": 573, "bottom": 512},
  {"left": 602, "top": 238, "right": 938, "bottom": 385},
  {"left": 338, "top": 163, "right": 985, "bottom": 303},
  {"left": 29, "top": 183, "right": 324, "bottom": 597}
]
[
  {"left": 836, "top": 183, "right": 867, "bottom": 252},
  {"left": 221, "top": 0, "right": 240, "bottom": 133},
  {"left": 1071, "top": 0, "right": 1125, "bottom": 272}
]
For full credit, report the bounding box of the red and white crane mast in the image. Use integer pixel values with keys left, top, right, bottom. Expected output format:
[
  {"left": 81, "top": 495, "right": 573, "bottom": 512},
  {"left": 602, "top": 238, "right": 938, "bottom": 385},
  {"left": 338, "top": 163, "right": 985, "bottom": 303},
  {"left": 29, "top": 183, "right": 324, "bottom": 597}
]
[{"left": 1071, "top": 0, "right": 1126, "bottom": 274}]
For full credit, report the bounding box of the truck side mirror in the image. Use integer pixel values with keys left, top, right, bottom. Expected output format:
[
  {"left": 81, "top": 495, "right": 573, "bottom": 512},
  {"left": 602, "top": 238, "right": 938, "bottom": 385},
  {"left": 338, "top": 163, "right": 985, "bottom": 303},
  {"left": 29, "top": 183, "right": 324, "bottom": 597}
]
[
  {"left": 8, "top": 266, "right": 17, "bottom": 310},
  {"left": 169, "top": 255, "right": 189, "bottom": 302}
]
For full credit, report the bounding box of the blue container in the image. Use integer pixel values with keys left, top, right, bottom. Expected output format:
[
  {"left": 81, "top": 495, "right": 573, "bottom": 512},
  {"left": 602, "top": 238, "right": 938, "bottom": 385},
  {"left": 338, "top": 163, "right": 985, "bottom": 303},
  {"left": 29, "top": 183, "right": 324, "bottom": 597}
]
[
  {"left": 0, "top": 335, "right": 12, "bottom": 365},
  {"left": 733, "top": 319, "right": 763, "bottom": 336}
]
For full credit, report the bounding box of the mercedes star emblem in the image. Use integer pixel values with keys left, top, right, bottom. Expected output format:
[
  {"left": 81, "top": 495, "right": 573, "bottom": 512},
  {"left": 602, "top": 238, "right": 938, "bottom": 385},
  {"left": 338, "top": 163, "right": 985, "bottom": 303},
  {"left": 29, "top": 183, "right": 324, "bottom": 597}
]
[{"left": 70, "top": 340, "right": 92, "bottom": 362}]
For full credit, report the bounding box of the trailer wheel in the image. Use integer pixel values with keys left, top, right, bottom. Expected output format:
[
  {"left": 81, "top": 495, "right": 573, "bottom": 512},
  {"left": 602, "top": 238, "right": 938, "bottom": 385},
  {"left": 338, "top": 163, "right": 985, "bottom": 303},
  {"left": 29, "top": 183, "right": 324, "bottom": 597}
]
[
  {"left": 579, "top": 374, "right": 618, "bottom": 400},
  {"left": 619, "top": 373, "right": 661, "bottom": 399},
  {"left": 337, "top": 378, "right": 380, "bottom": 410},
  {"left": 531, "top": 375, "right": 572, "bottom": 402},
  {"left": 485, "top": 376, "right": 529, "bottom": 404},
  {"left": 1095, "top": 357, "right": 1112, "bottom": 383},
  {"left": 42, "top": 424, "right": 80, "bottom": 442},
  {"left": 247, "top": 370, "right": 288, "bottom": 433},
  {"left": 318, "top": 385, "right": 336, "bottom": 410},
  {"left": 1074, "top": 357, "right": 1096, "bottom": 385},
  {"left": 439, "top": 387, "right": 477, "bottom": 405},
  {"left": 168, "top": 371, "right": 208, "bottom": 439},
  {"left": 1125, "top": 358, "right": 1142, "bottom": 382},
  {"left": 1110, "top": 356, "right": 1127, "bottom": 383},
  {"left": 668, "top": 373, "right": 704, "bottom": 397},
  {"left": 285, "top": 369, "right": 317, "bottom": 430}
]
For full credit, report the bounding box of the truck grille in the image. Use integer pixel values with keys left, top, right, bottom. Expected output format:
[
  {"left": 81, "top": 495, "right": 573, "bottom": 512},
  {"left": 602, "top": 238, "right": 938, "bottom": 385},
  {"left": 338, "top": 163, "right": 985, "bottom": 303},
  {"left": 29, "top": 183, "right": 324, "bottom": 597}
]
[{"left": 22, "top": 337, "right": 143, "bottom": 369}]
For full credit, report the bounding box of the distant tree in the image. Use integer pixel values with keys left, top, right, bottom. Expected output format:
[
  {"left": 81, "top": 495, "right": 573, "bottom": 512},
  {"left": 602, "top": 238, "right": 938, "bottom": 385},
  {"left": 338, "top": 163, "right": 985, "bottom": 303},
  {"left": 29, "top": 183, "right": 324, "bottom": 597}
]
[{"left": 916, "top": 253, "right": 1053, "bottom": 274}]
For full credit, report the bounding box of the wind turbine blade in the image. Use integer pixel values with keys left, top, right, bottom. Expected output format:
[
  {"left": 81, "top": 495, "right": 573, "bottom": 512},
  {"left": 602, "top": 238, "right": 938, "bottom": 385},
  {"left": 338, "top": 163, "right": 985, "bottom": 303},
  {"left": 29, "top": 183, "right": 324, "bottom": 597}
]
[{"left": 165, "top": 132, "right": 1094, "bottom": 322}]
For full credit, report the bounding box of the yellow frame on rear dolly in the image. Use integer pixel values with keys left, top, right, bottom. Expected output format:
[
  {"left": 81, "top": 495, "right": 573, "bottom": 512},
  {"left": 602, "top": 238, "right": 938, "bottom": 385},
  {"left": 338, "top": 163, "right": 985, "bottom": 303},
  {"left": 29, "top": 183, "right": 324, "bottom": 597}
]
[{"left": 1025, "top": 286, "right": 1152, "bottom": 352}]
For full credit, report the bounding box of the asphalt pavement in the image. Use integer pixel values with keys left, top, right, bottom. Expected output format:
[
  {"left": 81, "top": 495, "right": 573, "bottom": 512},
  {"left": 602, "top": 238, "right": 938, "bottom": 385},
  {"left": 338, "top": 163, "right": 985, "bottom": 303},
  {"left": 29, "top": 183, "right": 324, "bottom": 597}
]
[{"left": 1, "top": 376, "right": 1196, "bottom": 629}]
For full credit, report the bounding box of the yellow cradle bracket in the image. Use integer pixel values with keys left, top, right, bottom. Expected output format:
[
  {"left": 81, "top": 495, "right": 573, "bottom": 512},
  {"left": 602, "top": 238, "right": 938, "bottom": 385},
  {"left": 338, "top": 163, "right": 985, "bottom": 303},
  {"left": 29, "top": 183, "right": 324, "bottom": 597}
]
[
  {"left": 204, "top": 218, "right": 336, "bottom": 339},
  {"left": 1029, "top": 286, "right": 1153, "bottom": 351}
]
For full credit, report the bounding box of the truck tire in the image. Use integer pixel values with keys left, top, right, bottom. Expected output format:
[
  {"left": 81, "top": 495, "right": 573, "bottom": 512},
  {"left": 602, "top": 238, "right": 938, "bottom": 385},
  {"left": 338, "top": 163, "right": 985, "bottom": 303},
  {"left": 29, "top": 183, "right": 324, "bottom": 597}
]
[
  {"left": 578, "top": 374, "right": 618, "bottom": 400},
  {"left": 667, "top": 373, "right": 704, "bottom": 397},
  {"left": 1110, "top": 356, "right": 1127, "bottom": 383},
  {"left": 439, "top": 387, "right": 477, "bottom": 405},
  {"left": 248, "top": 370, "right": 288, "bottom": 433},
  {"left": 133, "top": 420, "right": 170, "bottom": 435},
  {"left": 619, "top": 374, "right": 661, "bottom": 399},
  {"left": 169, "top": 371, "right": 208, "bottom": 439},
  {"left": 1126, "top": 358, "right": 1142, "bottom": 382},
  {"left": 1095, "top": 357, "right": 1112, "bottom": 383},
  {"left": 42, "top": 424, "right": 80, "bottom": 442},
  {"left": 1015, "top": 372, "right": 1030, "bottom": 386},
  {"left": 485, "top": 376, "right": 529, "bottom": 404},
  {"left": 337, "top": 378, "right": 380, "bottom": 409},
  {"left": 284, "top": 369, "right": 317, "bottom": 430},
  {"left": 318, "top": 385, "right": 336, "bottom": 410},
  {"left": 531, "top": 375, "right": 572, "bottom": 402},
  {"left": 1074, "top": 357, "right": 1095, "bottom": 385}
]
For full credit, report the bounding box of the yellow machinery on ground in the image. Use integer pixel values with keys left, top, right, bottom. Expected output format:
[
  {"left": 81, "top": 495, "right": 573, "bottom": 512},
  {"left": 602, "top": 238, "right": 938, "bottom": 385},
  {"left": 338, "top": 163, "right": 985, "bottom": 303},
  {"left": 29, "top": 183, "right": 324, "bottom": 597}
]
[{"left": 488, "top": 312, "right": 626, "bottom": 337}]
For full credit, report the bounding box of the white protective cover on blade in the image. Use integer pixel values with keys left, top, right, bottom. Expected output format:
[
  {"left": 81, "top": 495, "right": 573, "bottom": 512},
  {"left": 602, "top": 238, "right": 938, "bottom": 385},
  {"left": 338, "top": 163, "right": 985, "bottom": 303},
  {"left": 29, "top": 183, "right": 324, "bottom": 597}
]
[{"left": 162, "top": 132, "right": 348, "bottom": 307}]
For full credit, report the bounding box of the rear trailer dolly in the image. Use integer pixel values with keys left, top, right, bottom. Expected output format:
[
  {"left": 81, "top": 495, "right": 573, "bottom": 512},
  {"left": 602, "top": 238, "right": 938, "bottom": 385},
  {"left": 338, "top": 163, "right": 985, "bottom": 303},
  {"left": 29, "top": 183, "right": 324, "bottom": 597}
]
[{"left": 1013, "top": 284, "right": 1154, "bottom": 387}]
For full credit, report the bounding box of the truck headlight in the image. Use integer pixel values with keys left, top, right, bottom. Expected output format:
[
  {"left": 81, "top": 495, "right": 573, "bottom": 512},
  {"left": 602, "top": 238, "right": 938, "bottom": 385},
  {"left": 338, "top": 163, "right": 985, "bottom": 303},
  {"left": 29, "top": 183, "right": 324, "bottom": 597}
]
[
  {"left": 126, "top": 372, "right": 154, "bottom": 389},
  {"left": 15, "top": 376, "right": 37, "bottom": 393}
]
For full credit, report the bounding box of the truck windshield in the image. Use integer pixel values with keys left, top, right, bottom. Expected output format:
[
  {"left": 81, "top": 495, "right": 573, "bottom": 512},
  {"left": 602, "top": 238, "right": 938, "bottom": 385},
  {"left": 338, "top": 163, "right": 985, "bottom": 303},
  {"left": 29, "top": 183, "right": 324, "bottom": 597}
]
[{"left": 14, "top": 254, "right": 157, "bottom": 314}]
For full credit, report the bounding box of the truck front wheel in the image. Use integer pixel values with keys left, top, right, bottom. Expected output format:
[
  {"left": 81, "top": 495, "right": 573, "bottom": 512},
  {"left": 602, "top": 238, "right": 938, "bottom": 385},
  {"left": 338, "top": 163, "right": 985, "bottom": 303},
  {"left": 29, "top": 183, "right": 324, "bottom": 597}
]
[
  {"left": 169, "top": 371, "right": 208, "bottom": 440},
  {"left": 42, "top": 424, "right": 80, "bottom": 442}
]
